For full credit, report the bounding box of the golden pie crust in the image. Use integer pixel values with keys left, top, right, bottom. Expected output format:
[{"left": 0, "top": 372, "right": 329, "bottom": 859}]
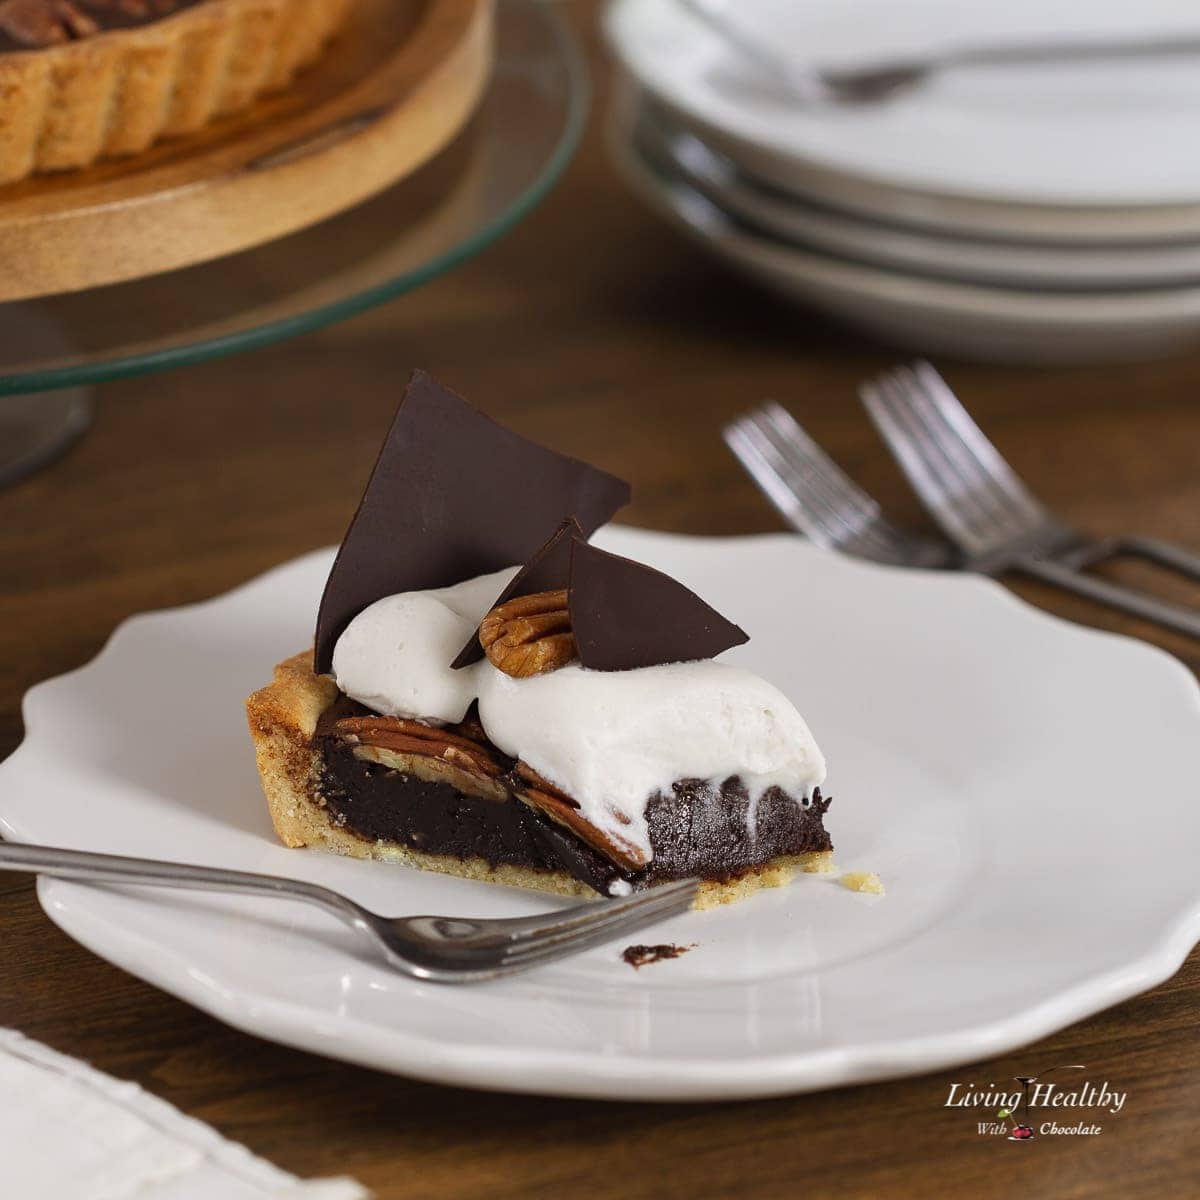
[
  {"left": 246, "top": 652, "right": 836, "bottom": 910},
  {"left": 0, "top": 0, "right": 353, "bottom": 183}
]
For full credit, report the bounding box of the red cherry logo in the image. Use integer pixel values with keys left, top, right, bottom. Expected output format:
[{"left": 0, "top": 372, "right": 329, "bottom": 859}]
[{"left": 1009, "top": 1125, "right": 1034, "bottom": 1141}]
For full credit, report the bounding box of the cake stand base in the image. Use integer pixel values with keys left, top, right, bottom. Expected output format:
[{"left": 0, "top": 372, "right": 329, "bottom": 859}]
[{"left": 0, "top": 305, "right": 92, "bottom": 487}]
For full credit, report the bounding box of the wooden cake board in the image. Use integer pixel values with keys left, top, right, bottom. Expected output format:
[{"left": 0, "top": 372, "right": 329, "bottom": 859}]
[{"left": 0, "top": 0, "right": 493, "bottom": 302}]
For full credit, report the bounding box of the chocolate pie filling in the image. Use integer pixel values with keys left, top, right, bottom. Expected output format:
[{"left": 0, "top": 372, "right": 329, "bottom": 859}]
[{"left": 315, "top": 699, "right": 832, "bottom": 895}]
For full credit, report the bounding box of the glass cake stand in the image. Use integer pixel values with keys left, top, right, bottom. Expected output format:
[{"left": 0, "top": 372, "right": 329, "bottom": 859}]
[{"left": 0, "top": 0, "right": 587, "bottom": 484}]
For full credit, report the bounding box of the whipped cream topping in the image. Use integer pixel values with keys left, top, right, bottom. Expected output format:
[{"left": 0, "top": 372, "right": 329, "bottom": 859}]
[
  {"left": 331, "top": 568, "right": 516, "bottom": 724},
  {"left": 332, "top": 571, "right": 826, "bottom": 863},
  {"left": 476, "top": 660, "right": 825, "bottom": 863}
]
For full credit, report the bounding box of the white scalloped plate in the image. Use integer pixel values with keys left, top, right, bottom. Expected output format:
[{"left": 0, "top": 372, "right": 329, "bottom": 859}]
[{"left": 2, "top": 529, "right": 1199, "bottom": 1100}]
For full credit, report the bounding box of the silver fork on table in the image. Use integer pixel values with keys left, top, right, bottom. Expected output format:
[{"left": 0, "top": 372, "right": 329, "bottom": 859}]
[
  {"left": 723, "top": 401, "right": 951, "bottom": 570},
  {"left": 724, "top": 383, "right": 1200, "bottom": 640},
  {"left": 859, "top": 362, "right": 1200, "bottom": 640},
  {"left": 0, "top": 842, "right": 697, "bottom": 984}
]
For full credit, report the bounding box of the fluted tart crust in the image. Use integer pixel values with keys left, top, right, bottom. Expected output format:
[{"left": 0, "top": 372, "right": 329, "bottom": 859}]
[{"left": 0, "top": 0, "right": 353, "bottom": 183}]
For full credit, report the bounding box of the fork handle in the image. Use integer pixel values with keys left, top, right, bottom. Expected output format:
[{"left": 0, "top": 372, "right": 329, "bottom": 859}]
[
  {"left": 1015, "top": 557, "right": 1200, "bottom": 640},
  {"left": 1113, "top": 536, "right": 1200, "bottom": 583},
  {"left": 952, "top": 35, "right": 1200, "bottom": 70},
  {"left": 0, "top": 841, "right": 363, "bottom": 923},
  {"left": 1065, "top": 535, "right": 1200, "bottom": 582}
]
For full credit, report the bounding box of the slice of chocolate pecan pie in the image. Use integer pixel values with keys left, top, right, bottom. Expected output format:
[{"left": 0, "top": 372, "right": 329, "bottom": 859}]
[{"left": 246, "top": 372, "right": 834, "bottom": 908}]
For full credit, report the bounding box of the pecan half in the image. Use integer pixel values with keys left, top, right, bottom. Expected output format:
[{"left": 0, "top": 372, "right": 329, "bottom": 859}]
[
  {"left": 513, "top": 761, "right": 648, "bottom": 871},
  {"left": 479, "top": 589, "right": 575, "bottom": 678},
  {"left": 334, "top": 715, "right": 504, "bottom": 776},
  {"left": 83, "top": 0, "right": 181, "bottom": 16},
  {"left": 514, "top": 761, "right": 578, "bottom": 807},
  {"left": 0, "top": 0, "right": 97, "bottom": 46},
  {"left": 333, "top": 715, "right": 510, "bottom": 801}
]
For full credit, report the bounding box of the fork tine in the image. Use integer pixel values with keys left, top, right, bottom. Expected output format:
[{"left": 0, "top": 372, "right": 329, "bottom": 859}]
[
  {"left": 743, "top": 412, "right": 872, "bottom": 546},
  {"left": 860, "top": 375, "right": 995, "bottom": 556},
  {"left": 500, "top": 909, "right": 690, "bottom": 971},
  {"left": 727, "top": 403, "right": 944, "bottom": 568},
  {"left": 749, "top": 405, "right": 917, "bottom": 564},
  {"left": 724, "top": 418, "right": 847, "bottom": 548},
  {"left": 909, "top": 362, "right": 1046, "bottom": 528},
  {"left": 500, "top": 883, "right": 699, "bottom": 967},
  {"left": 501, "top": 878, "right": 698, "bottom": 947},
  {"left": 889, "top": 364, "right": 1034, "bottom": 546},
  {"left": 733, "top": 406, "right": 910, "bottom": 564},
  {"left": 501, "top": 900, "right": 694, "bottom": 968},
  {"left": 883, "top": 355, "right": 1041, "bottom": 544},
  {"left": 758, "top": 402, "right": 881, "bottom": 525}
]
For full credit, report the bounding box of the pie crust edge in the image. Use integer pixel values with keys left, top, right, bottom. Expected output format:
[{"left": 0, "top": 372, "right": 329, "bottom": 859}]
[{"left": 0, "top": 0, "right": 354, "bottom": 183}]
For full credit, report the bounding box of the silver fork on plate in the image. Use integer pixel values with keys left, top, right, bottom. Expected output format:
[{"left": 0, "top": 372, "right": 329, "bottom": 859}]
[
  {"left": 722, "top": 400, "right": 951, "bottom": 569},
  {"left": 676, "top": 0, "right": 1200, "bottom": 105},
  {"left": 859, "top": 362, "right": 1200, "bottom": 639},
  {"left": 0, "top": 842, "right": 697, "bottom": 983}
]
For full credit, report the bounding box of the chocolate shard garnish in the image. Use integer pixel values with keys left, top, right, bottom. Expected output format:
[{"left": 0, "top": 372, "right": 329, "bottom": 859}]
[
  {"left": 568, "top": 539, "right": 748, "bottom": 671},
  {"left": 452, "top": 517, "right": 583, "bottom": 668},
  {"left": 313, "top": 372, "right": 631, "bottom": 673}
]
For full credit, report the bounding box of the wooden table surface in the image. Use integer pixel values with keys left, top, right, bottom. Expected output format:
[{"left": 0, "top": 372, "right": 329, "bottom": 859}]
[{"left": 3, "top": 7, "right": 1199, "bottom": 1197}]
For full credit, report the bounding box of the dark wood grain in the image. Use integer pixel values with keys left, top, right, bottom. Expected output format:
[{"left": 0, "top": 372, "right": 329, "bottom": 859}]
[{"left": 2, "top": 4, "right": 1199, "bottom": 1195}]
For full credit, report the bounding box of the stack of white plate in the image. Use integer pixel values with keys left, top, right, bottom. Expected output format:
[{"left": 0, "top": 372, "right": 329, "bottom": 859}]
[{"left": 604, "top": 0, "right": 1200, "bottom": 364}]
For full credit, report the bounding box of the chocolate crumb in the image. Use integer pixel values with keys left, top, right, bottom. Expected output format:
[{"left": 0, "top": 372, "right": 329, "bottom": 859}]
[{"left": 621, "top": 942, "right": 696, "bottom": 969}]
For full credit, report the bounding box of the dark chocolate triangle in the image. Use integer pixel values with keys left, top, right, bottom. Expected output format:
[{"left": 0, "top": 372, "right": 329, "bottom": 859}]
[
  {"left": 569, "top": 540, "right": 748, "bottom": 671},
  {"left": 313, "top": 371, "right": 630, "bottom": 673},
  {"left": 452, "top": 517, "right": 584, "bottom": 669}
]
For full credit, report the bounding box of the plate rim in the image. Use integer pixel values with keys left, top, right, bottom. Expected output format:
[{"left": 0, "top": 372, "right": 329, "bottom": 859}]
[
  {"left": 629, "top": 96, "right": 1200, "bottom": 290},
  {"left": 32, "top": 870, "right": 1200, "bottom": 1101},
  {"left": 614, "top": 129, "right": 1200, "bottom": 324}
]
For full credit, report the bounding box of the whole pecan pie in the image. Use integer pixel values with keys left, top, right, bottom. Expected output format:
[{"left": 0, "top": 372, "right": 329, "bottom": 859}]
[{"left": 0, "top": 0, "right": 354, "bottom": 183}]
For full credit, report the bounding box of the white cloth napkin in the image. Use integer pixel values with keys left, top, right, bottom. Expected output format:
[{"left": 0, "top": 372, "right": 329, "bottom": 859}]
[{"left": 0, "top": 1029, "right": 369, "bottom": 1200}]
